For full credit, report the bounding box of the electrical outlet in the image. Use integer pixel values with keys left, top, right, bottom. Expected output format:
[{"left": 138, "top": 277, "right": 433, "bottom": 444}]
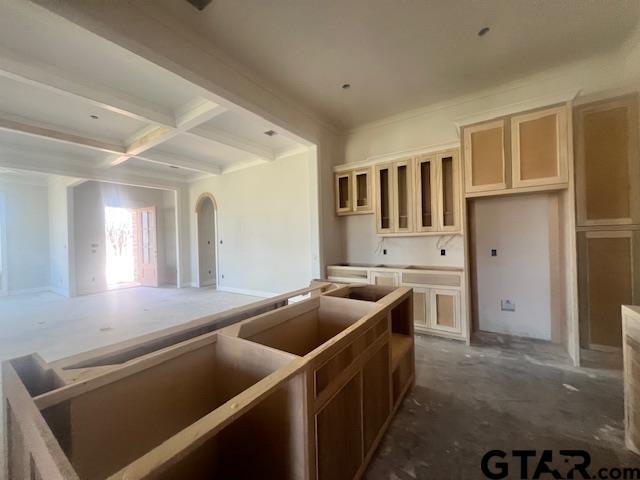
[
  {"left": 440, "top": 249, "right": 446, "bottom": 256},
  {"left": 383, "top": 249, "right": 387, "bottom": 255},
  {"left": 491, "top": 249, "right": 497, "bottom": 257},
  {"left": 501, "top": 299, "right": 515, "bottom": 312},
  {"left": 221, "top": 274, "right": 225, "bottom": 279}
]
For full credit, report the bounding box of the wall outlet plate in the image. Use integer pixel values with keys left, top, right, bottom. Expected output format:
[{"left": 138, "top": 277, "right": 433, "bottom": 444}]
[
  {"left": 491, "top": 249, "right": 497, "bottom": 256},
  {"left": 440, "top": 249, "right": 446, "bottom": 256},
  {"left": 501, "top": 299, "right": 515, "bottom": 312}
]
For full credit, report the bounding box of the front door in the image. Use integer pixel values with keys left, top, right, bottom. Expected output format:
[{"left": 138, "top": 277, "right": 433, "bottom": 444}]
[{"left": 134, "top": 206, "right": 158, "bottom": 287}]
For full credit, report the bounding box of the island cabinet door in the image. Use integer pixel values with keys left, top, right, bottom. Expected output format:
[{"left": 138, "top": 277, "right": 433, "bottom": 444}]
[
  {"left": 511, "top": 105, "right": 569, "bottom": 189},
  {"left": 375, "top": 163, "right": 395, "bottom": 233},
  {"left": 463, "top": 119, "right": 507, "bottom": 194}
]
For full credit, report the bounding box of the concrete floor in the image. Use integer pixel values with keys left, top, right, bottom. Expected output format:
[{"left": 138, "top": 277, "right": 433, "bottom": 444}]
[
  {"left": 0, "top": 286, "right": 260, "bottom": 476},
  {"left": 366, "top": 333, "right": 640, "bottom": 478}
]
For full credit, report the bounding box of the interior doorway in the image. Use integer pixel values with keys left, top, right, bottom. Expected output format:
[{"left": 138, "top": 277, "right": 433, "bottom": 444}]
[
  {"left": 104, "top": 206, "right": 158, "bottom": 289},
  {"left": 196, "top": 194, "right": 217, "bottom": 288}
]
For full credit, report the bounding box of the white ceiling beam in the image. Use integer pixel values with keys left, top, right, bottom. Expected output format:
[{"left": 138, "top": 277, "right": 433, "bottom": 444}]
[
  {"left": 0, "top": 46, "right": 176, "bottom": 127},
  {"left": 185, "top": 125, "right": 275, "bottom": 161},
  {"left": 0, "top": 114, "right": 125, "bottom": 154},
  {"left": 135, "top": 150, "right": 221, "bottom": 176},
  {"left": 0, "top": 147, "right": 184, "bottom": 190},
  {"left": 0, "top": 112, "right": 222, "bottom": 177},
  {"left": 106, "top": 98, "right": 226, "bottom": 168}
]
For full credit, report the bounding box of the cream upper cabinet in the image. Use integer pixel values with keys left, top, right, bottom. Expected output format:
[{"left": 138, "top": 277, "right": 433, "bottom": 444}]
[
  {"left": 335, "top": 167, "right": 373, "bottom": 215},
  {"left": 375, "top": 163, "right": 395, "bottom": 233},
  {"left": 414, "top": 154, "right": 438, "bottom": 233},
  {"left": 352, "top": 168, "right": 373, "bottom": 213},
  {"left": 574, "top": 94, "right": 640, "bottom": 227},
  {"left": 511, "top": 105, "right": 568, "bottom": 188},
  {"left": 335, "top": 171, "right": 352, "bottom": 215},
  {"left": 463, "top": 119, "right": 507, "bottom": 194},
  {"left": 437, "top": 150, "right": 461, "bottom": 232},
  {"left": 393, "top": 159, "right": 414, "bottom": 234}
]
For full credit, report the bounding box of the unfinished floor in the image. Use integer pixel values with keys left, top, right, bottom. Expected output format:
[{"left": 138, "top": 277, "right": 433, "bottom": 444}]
[{"left": 366, "top": 333, "right": 640, "bottom": 478}]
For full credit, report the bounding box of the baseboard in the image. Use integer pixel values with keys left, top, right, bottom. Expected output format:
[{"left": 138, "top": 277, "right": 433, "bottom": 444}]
[
  {"left": 49, "top": 286, "right": 70, "bottom": 297},
  {"left": 7, "top": 286, "right": 52, "bottom": 296},
  {"left": 216, "top": 286, "right": 278, "bottom": 298}
]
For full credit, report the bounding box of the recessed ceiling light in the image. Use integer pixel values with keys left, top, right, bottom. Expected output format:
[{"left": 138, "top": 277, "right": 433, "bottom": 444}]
[
  {"left": 90, "top": 114, "right": 99, "bottom": 120},
  {"left": 264, "top": 130, "right": 277, "bottom": 136},
  {"left": 342, "top": 83, "right": 351, "bottom": 90},
  {"left": 478, "top": 26, "right": 490, "bottom": 37}
]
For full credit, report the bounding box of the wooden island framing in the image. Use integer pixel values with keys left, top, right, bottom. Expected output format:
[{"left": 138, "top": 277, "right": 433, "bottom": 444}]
[{"left": 3, "top": 282, "right": 415, "bottom": 480}]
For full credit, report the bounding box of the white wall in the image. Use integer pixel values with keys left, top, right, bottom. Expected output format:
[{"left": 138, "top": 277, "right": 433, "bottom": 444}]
[
  {"left": 338, "top": 44, "right": 640, "bottom": 269},
  {"left": 72, "top": 181, "right": 177, "bottom": 295},
  {"left": 472, "top": 194, "right": 555, "bottom": 340},
  {"left": 189, "top": 151, "right": 313, "bottom": 295},
  {"left": 48, "top": 176, "right": 80, "bottom": 296},
  {"left": 0, "top": 178, "right": 50, "bottom": 293}
]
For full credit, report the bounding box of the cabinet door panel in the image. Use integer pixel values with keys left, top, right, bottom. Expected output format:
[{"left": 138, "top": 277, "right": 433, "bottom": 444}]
[
  {"left": 353, "top": 168, "right": 373, "bottom": 213},
  {"left": 463, "top": 120, "right": 507, "bottom": 193},
  {"left": 375, "top": 164, "right": 394, "bottom": 233},
  {"left": 393, "top": 160, "right": 414, "bottom": 233},
  {"left": 414, "top": 155, "right": 437, "bottom": 232},
  {"left": 316, "top": 373, "right": 363, "bottom": 480},
  {"left": 411, "top": 287, "right": 431, "bottom": 327},
  {"left": 429, "top": 289, "right": 461, "bottom": 333},
  {"left": 575, "top": 95, "right": 640, "bottom": 226},
  {"left": 511, "top": 106, "right": 568, "bottom": 188},
  {"left": 335, "top": 172, "right": 352, "bottom": 215},
  {"left": 582, "top": 232, "right": 633, "bottom": 348},
  {"left": 438, "top": 150, "right": 461, "bottom": 232},
  {"left": 362, "top": 344, "right": 391, "bottom": 454}
]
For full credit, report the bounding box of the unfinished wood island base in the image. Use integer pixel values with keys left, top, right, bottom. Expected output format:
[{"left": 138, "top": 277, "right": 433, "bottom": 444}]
[{"left": 3, "top": 282, "right": 415, "bottom": 480}]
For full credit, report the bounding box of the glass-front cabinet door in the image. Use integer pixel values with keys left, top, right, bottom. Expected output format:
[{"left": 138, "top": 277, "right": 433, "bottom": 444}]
[
  {"left": 393, "top": 159, "right": 414, "bottom": 234},
  {"left": 335, "top": 171, "right": 352, "bottom": 215},
  {"left": 414, "top": 155, "right": 437, "bottom": 233},
  {"left": 352, "top": 167, "right": 372, "bottom": 213},
  {"left": 375, "top": 164, "right": 394, "bottom": 233},
  {"left": 437, "top": 150, "right": 460, "bottom": 232}
]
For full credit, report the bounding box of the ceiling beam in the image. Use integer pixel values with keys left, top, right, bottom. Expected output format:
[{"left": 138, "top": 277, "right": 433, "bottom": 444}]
[
  {"left": 0, "top": 112, "right": 221, "bottom": 176},
  {"left": 185, "top": 125, "right": 275, "bottom": 161},
  {"left": 0, "top": 114, "right": 124, "bottom": 154},
  {"left": 0, "top": 46, "right": 176, "bottom": 127},
  {"left": 105, "top": 98, "right": 226, "bottom": 168}
]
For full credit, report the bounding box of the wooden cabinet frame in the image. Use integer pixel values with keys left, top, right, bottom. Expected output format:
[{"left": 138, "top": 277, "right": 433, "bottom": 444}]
[
  {"left": 392, "top": 159, "right": 414, "bottom": 234},
  {"left": 414, "top": 154, "right": 438, "bottom": 233},
  {"left": 463, "top": 119, "right": 507, "bottom": 194},
  {"left": 436, "top": 149, "right": 461, "bottom": 232},
  {"left": 352, "top": 167, "right": 373, "bottom": 213},
  {"left": 375, "top": 163, "right": 395, "bottom": 234},
  {"left": 574, "top": 94, "right": 640, "bottom": 227},
  {"left": 335, "top": 171, "right": 353, "bottom": 215},
  {"left": 429, "top": 288, "right": 461, "bottom": 334},
  {"left": 511, "top": 105, "right": 569, "bottom": 188}
]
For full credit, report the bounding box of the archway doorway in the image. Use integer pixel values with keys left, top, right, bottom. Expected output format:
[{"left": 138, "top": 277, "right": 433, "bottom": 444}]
[{"left": 196, "top": 193, "right": 217, "bottom": 288}]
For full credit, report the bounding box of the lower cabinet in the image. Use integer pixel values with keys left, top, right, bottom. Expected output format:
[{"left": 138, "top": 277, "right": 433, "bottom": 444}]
[
  {"left": 369, "top": 270, "right": 399, "bottom": 287},
  {"left": 410, "top": 286, "right": 462, "bottom": 337}
]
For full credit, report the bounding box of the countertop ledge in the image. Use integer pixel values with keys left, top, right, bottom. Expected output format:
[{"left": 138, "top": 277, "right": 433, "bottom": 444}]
[{"left": 329, "top": 263, "right": 463, "bottom": 272}]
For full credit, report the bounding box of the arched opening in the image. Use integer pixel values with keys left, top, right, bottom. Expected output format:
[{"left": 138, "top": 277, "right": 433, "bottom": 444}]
[{"left": 195, "top": 193, "right": 217, "bottom": 288}]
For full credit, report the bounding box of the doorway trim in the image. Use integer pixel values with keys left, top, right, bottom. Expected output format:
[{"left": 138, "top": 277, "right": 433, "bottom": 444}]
[
  {"left": 194, "top": 192, "right": 219, "bottom": 289},
  {"left": 0, "top": 192, "right": 8, "bottom": 296}
]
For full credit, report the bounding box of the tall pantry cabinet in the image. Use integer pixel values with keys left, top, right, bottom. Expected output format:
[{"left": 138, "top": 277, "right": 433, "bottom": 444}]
[{"left": 574, "top": 94, "right": 640, "bottom": 349}]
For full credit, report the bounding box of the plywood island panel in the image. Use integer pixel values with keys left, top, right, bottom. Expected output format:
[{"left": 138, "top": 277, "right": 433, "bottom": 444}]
[{"left": 3, "top": 282, "right": 415, "bottom": 480}]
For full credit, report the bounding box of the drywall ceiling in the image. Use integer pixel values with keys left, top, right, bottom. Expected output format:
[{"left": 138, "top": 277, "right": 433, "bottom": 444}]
[
  {"left": 146, "top": 0, "right": 640, "bottom": 130},
  {"left": 0, "top": 0, "right": 307, "bottom": 187}
]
